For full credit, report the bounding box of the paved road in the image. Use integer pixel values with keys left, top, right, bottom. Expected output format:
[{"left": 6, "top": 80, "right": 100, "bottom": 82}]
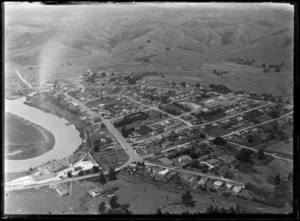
[
  {"left": 101, "top": 118, "right": 143, "bottom": 162},
  {"left": 144, "top": 162, "right": 245, "bottom": 187},
  {"left": 16, "top": 70, "right": 33, "bottom": 88}
]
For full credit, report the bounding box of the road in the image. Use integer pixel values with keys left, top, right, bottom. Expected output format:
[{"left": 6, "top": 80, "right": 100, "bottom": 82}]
[
  {"left": 122, "top": 95, "right": 192, "bottom": 126},
  {"left": 221, "top": 111, "right": 293, "bottom": 138},
  {"left": 64, "top": 89, "right": 143, "bottom": 164},
  {"left": 16, "top": 70, "right": 33, "bottom": 88},
  {"left": 101, "top": 118, "right": 143, "bottom": 162},
  {"left": 141, "top": 142, "right": 192, "bottom": 159},
  {"left": 135, "top": 102, "right": 273, "bottom": 143},
  {"left": 227, "top": 141, "right": 293, "bottom": 162},
  {"left": 13, "top": 75, "right": 290, "bottom": 193},
  {"left": 144, "top": 162, "right": 245, "bottom": 187}
]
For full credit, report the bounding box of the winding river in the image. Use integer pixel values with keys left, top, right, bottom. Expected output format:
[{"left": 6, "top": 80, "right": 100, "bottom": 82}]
[{"left": 5, "top": 96, "right": 82, "bottom": 173}]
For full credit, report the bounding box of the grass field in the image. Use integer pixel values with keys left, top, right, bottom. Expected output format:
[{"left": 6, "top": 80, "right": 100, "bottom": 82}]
[
  {"left": 5, "top": 112, "right": 55, "bottom": 160},
  {"left": 265, "top": 139, "right": 293, "bottom": 157}
]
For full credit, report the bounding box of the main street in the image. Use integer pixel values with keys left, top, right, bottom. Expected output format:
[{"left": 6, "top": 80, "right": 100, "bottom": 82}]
[{"left": 64, "top": 89, "right": 143, "bottom": 163}]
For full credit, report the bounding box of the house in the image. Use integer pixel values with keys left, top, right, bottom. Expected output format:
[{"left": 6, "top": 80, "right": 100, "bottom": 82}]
[
  {"left": 237, "top": 117, "right": 243, "bottom": 121},
  {"left": 162, "top": 141, "right": 172, "bottom": 149},
  {"left": 158, "top": 169, "right": 170, "bottom": 177},
  {"left": 205, "top": 159, "right": 220, "bottom": 166},
  {"left": 152, "top": 151, "right": 164, "bottom": 159},
  {"left": 225, "top": 183, "right": 233, "bottom": 190},
  {"left": 88, "top": 187, "right": 106, "bottom": 198},
  {"left": 188, "top": 176, "right": 197, "bottom": 184},
  {"left": 129, "top": 163, "right": 138, "bottom": 169},
  {"left": 205, "top": 99, "right": 215, "bottom": 106},
  {"left": 178, "top": 155, "right": 191, "bottom": 163},
  {"left": 214, "top": 181, "right": 224, "bottom": 189},
  {"left": 56, "top": 183, "right": 69, "bottom": 197},
  {"left": 182, "top": 174, "right": 191, "bottom": 181},
  {"left": 232, "top": 185, "right": 243, "bottom": 195},
  {"left": 198, "top": 177, "right": 209, "bottom": 186}
]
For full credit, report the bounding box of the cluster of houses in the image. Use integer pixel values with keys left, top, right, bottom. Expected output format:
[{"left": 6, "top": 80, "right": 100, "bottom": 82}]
[
  {"left": 148, "top": 119, "right": 185, "bottom": 137},
  {"left": 124, "top": 164, "right": 244, "bottom": 197},
  {"left": 134, "top": 127, "right": 206, "bottom": 157}
]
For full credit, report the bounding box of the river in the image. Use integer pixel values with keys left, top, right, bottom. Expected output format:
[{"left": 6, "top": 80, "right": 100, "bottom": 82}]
[{"left": 5, "top": 96, "right": 82, "bottom": 173}]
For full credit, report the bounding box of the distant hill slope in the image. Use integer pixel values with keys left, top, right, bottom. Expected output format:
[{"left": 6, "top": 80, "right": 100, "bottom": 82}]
[{"left": 5, "top": 5, "right": 294, "bottom": 70}]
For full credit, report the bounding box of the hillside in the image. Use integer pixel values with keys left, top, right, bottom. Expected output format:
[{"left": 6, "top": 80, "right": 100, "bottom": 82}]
[{"left": 5, "top": 3, "right": 294, "bottom": 94}]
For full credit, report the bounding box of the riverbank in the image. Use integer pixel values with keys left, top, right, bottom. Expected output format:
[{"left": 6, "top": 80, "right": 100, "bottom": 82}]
[
  {"left": 5, "top": 112, "right": 56, "bottom": 160},
  {"left": 24, "top": 93, "right": 87, "bottom": 134},
  {"left": 5, "top": 95, "right": 83, "bottom": 173}
]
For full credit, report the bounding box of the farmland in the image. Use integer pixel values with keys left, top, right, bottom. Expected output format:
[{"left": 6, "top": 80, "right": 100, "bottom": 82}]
[{"left": 5, "top": 112, "right": 55, "bottom": 160}]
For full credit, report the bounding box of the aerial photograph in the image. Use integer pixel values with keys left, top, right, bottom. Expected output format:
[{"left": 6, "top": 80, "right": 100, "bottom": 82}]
[{"left": 4, "top": 2, "right": 294, "bottom": 216}]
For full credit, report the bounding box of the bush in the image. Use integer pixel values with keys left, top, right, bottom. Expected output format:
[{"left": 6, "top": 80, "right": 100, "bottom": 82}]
[
  {"left": 224, "top": 170, "right": 234, "bottom": 179},
  {"left": 181, "top": 190, "right": 196, "bottom": 207},
  {"left": 213, "top": 137, "right": 227, "bottom": 146},
  {"left": 236, "top": 148, "right": 252, "bottom": 163}
]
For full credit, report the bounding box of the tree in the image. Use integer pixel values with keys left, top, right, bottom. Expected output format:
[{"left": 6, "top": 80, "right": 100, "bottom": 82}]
[
  {"left": 101, "top": 72, "right": 107, "bottom": 78},
  {"left": 174, "top": 175, "right": 183, "bottom": 185},
  {"left": 156, "top": 208, "right": 163, "bottom": 215},
  {"left": 120, "top": 204, "right": 132, "bottom": 214},
  {"left": 121, "top": 126, "right": 130, "bottom": 138},
  {"left": 195, "top": 82, "right": 200, "bottom": 88},
  {"left": 172, "top": 81, "right": 176, "bottom": 87},
  {"left": 166, "top": 47, "right": 170, "bottom": 51},
  {"left": 213, "top": 70, "right": 216, "bottom": 73},
  {"left": 236, "top": 148, "right": 252, "bottom": 163},
  {"left": 147, "top": 39, "right": 151, "bottom": 43},
  {"left": 108, "top": 166, "right": 117, "bottom": 181},
  {"left": 91, "top": 166, "right": 100, "bottom": 174},
  {"left": 161, "top": 95, "right": 169, "bottom": 104},
  {"left": 110, "top": 195, "right": 121, "bottom": 209},
  {"left": 99, "top": 171, "right": 107, "bottom": 185},
  {"left": 261, "top": 63, "right": 266, "bottom": 68},
  {"left": 257, "top": 149, "right": 266, "bottom": 160},
  {"left": 275, "top": 174, "right": 281, "bottom": 185},
  {"left": 181, "top": 190, "right": 196, "bottom": 207},
  {"left": 213, "top": 137, "right": 227, "bottom": 146},
  {"left": 247, "top": 134, "right": 254, "bottom": 143},
  {"left": 67, "top": 171, "right": 72, "bottom": 178},
  {"left": 99, "top": 202, "right": 106, "bottom": 214},
  {"left": 201, "top": 166, "right": 209, "bottom": 173},
  {"left": 181, "top": 82, "right": 186, "bottom": 87},
  {"left": 275, "top": 67, "right": 281, "bottom": 73},
  {"left": 128, "top": 77, "right": 136, "bottom": 84},
  {"left": 78, "top": 170, "right": 84, "bottom": 176},
  {"left": 269, "top": 133, "right": 276, "bottom": 140},
  {"left": 277, "top": 98, "right": 283, "bottom": 103},
  {"left": 269, "top": 110, "right": 280, "bottom": 119},
  {"left": 224, "top": 170, "right": 234, "bottom": 179}
]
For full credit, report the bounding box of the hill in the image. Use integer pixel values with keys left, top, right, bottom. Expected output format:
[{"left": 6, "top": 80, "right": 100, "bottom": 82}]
[{"left": 5, "top": 3, "right": 294, "bottom": 94}]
